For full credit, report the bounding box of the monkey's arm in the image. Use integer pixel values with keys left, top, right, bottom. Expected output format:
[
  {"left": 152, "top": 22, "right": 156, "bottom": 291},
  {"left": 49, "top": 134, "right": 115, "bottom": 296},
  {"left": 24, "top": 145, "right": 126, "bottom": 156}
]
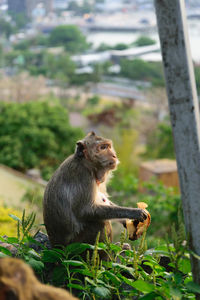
[{"left": 83, "top": 205, "right": 147, "bottom": 222}]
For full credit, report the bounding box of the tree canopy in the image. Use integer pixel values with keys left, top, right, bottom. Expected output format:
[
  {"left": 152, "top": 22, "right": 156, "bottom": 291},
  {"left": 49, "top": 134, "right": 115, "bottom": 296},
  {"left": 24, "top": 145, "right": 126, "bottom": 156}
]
[
  {"left": 48, "top": 25, "right": 89, "bottom": 53},
  {"left": 0, "top": 101, "right": 83, "bottom": 179}
]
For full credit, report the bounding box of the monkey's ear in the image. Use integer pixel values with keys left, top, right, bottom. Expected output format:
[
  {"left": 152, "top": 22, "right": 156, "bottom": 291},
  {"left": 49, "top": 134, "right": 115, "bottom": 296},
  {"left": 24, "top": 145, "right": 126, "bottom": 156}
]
[
  {"left": 76, "top": 141, "right": 85, "bottom": 158},
  {"left": 88, "top": 131, "right": 96, "bottom": 136}
]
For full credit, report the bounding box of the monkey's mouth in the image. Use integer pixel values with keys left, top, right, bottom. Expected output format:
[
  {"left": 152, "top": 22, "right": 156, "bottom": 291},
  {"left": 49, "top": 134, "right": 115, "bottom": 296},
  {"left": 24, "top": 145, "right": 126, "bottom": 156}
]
[{"left": 108, "top": 160, "right": 118, "bottom": 169}]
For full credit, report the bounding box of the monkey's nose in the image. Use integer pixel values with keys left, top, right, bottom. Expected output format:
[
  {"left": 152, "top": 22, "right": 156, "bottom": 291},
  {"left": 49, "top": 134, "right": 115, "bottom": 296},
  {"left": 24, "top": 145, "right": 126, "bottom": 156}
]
[{"left": 112, "top": 154, "right": 117, "bottom": 158}]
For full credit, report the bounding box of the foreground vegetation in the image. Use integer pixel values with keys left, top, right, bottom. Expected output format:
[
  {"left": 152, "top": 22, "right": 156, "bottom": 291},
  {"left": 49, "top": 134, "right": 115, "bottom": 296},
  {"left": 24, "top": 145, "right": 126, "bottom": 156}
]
[{"left": 0, "top": 209, "right": 200, "bottom": 300}]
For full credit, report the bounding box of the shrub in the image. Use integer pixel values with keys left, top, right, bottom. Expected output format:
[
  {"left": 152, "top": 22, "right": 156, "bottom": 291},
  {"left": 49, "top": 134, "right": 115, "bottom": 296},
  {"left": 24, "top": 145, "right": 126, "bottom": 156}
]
[{"left": 0, "top": 101, "right": 83, "bottom": 180}]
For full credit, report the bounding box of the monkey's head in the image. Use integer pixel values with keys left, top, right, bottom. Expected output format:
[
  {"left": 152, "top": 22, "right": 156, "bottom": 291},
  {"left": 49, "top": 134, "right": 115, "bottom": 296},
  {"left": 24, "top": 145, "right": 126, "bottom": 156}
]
[{"left": 76, "top": 132, "right": 119, "bottom": 171}]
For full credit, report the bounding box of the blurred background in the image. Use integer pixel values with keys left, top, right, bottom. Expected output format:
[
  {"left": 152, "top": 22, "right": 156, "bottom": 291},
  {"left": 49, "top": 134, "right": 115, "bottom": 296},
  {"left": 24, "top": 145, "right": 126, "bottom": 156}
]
[{"left": 0, "top": 0, "right": 199, "bottom": 246}]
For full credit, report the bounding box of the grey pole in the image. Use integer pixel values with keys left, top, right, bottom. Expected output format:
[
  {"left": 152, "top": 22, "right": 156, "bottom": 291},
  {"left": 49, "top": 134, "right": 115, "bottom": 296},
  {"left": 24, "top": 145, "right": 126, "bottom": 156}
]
[{"left": 154, "top": 0, "right": 200, "bottom": 285}]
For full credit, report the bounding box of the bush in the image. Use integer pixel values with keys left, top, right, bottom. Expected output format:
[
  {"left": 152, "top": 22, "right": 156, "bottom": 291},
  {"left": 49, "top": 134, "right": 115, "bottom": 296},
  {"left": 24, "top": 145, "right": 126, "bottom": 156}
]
[
  {"left": 48, "top": 25, "right": 89, "bottom": 53},
  {"left": 120, "top": 58, "right": 165, "bottom": 86},
  {"left": 133, "top": 36, "right": 156, "bottom": 47},
  {"left": 0, "top": 101, "right": 83, "bottom": 180},
  {"left": 145, "top": 120, "right": 175, "bottom": 159}
]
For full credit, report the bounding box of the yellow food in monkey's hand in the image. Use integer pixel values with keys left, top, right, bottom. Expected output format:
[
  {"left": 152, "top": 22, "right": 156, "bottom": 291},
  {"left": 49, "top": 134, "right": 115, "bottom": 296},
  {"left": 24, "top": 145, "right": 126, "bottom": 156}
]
[{"left": 125, "top": 202, "right": 151, "bottom": 240}]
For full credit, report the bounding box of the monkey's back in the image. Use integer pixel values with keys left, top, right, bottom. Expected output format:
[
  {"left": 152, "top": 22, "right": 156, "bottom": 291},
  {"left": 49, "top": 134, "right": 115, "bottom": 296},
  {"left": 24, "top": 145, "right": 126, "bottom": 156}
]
[{"left": 43, "top": 155, "right": 99, "bottom": 247}]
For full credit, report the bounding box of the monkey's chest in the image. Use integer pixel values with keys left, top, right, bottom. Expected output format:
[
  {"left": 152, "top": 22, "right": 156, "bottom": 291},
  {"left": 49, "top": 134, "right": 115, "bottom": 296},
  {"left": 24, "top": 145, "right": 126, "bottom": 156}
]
[{"left": 96, "top": 192, "right": 110, "bottom": 206}]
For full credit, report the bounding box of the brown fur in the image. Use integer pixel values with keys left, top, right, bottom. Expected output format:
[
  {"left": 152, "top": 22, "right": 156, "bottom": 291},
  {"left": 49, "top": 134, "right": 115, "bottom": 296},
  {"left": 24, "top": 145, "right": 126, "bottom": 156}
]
[
  {"left": 43, "top": 132, "right": 147, "bottom": 248},
  {"left": 0, "top": 257, "right": 77, "bottom": 300}
]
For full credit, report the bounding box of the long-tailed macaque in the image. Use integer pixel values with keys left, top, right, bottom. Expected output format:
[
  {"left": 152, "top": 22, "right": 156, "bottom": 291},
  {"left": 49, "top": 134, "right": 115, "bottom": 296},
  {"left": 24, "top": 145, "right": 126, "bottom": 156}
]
[
  {"left": 0, "top": 257, "right": 77, "bottom": 300},
  {"left": 43, "top": 132, "right": 147, "bottom": 247}
]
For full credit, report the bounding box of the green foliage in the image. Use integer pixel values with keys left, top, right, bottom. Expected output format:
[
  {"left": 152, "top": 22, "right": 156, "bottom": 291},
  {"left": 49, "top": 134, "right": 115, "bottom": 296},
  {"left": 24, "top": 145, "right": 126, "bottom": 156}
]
[
  {"left": 0, "top": 18, "right": 16, "bottom": 37},
  {"left": 145, "top": 120, "right": 175, "bottom": 159},
  {"left": 49, "top": 25, "right": 89, "bottom": 53},
  {"left": 109, "top": 173, "right": 180, "bottom": 246},
  {"left": 97, "top": 42, "right": 129, "bottom": 51},
  {"left": 14, "top": 35, "right": 49, "bottom": 51},
  {"left": 0, "top": 210, "right": 198, "bottom": 299},
  {"left": 87, "top": 95, "right": 100, "bottom": 106},
  {"left": 0, "top": 101, "right": 83, "bottom": 180},
  {"left": 120, "top": 58, "right": 165, "bottom": 86},
  {"left": 133, "top": 36, "right": 156, "bottom": 47}
]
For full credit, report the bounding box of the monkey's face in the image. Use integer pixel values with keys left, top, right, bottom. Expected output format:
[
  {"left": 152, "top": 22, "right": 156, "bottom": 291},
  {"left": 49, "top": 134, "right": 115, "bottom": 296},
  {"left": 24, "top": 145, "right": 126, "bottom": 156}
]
[
  {"left": 77, "top": 132, "right": 119, "bottom": 170},
  {"left": 92, "top": 140, "right": 119, "bottom": 170}
]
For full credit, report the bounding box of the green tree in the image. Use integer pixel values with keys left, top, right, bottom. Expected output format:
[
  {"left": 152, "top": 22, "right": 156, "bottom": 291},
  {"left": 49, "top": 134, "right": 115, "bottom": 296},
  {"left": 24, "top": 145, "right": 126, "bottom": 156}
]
[
  {"left": 0, "top": 101, "right": 83, "bottom": 179},
  {"left": 133, "top": 35, "right": 156, "bottom": 47},
  {"left": 120, "top": 58, "right": 165, "bottom": 86},
  {"left": 0, "top": 18, "right": 15, "bottom": 38},
  {"left": 48, "top": 25, "right": 89, "bottom": 53},
  {"left": 145, "top": 120, "right": 175, "bottom": 159}
]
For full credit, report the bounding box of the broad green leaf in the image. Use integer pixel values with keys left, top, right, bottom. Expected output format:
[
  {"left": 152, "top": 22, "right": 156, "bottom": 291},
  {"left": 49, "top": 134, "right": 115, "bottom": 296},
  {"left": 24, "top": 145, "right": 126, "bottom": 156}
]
[
  {"left": 53, "top": 265, "right": 67, "bottom": 283},
  {"left": 131, "top": 280, "right": 155, "bottom": 293},
  {"left": 27, "top": 258, "right": 44, "bottom": 272},
  {"left": 139, "top": 292, "right": 159, "bottom": 300},
  {"left": 5, "top": 237, "right": 19, "bottom": 243},
  {"left": 0, "top": 246, "right": 12, "bottom": 256},
  {"left": 65, "top": 243, "right": 94, "bottom": 255},
  {"left": 93, "top": 286, "right": 111, "bottom": 299},
  {"left": 178, "top": 258, "right": 191, "bottom": 274},
  {"left": 42, "top": 249, "right": 63, "bottom": 262}
]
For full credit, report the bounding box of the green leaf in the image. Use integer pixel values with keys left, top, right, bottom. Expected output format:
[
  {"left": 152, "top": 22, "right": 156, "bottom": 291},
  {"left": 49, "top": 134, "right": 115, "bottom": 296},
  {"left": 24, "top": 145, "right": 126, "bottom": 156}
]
[
  {"left": 178, "top": 258, "right": 191, "bottom": 274},
  {"left": 42, "top": 249, "right": 63, "bottom": 262},
  {"left": 67, "top": 283, "right": 86, "bottom": 291},
  {"left": 0, "top": 246, "right": 12, "bottom": 256},
  {"left": 85, "top": 277, "right": 97, "bottom": 286},
  {"left": 139, "top": 292, "right": 159, "bottom": 300},
  {"left": 103, "top": 270, "right": 121, "bottom": 286},
  {"left": 9, "top": 214, "right": 21, "bottom": 223},
  {"left": 27, "top": 258, "right": 44, "bottom": 272},
  {"left": 93, "top": 286, "right": 111, "bottom": 299},
  {"left": 131, "top": 280, "right": 155, "bottom": 293},
  {"left": 186, "top": 281, "right": 200, "bottom": 293},
  {"left": 65, "top": 243, "right": 94, "bottom": 255},
  {"left": 63, "top": 260, "right": 85, "bottom": 267},
  {"left": 6, "top": 237, "right": 19, "bottom": 243},
  {"left": 53, "top": 265, "right": 67, "bottom": 284}
]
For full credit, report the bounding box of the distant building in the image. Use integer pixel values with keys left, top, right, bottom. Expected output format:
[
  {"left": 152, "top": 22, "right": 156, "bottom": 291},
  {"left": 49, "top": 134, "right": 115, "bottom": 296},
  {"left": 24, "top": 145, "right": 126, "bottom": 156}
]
[
  {"left": 7, "top": 0, "right": 26, "bottom": 15},
  {"left": 7, "top": 0, "right": 53, "bottom": 18}
]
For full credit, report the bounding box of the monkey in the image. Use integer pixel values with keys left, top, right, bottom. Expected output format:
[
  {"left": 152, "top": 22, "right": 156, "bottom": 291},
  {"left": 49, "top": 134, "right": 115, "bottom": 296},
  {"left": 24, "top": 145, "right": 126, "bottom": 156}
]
[
  {"left": 43, "top": 132, "right": 147, "bottom": 248},
  {"left": 0, "top": 257, "right": 77, "bottom": 300}
]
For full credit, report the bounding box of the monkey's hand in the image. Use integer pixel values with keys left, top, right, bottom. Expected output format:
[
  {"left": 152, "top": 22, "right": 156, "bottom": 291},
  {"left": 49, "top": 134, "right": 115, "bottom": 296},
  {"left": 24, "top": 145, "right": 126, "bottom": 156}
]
[
  {"left": 132, "top": 208, "right": 148, "bottom": 222},
  {"left": 125, "top": 203, "right": 151, "bottom": 241}
]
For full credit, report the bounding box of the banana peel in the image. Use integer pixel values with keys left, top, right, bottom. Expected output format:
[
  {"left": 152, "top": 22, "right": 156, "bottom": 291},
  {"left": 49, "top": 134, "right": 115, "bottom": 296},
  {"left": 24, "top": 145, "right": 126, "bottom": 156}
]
[{"left": 125, "top": 202, "right": 151, "bottom": 240}]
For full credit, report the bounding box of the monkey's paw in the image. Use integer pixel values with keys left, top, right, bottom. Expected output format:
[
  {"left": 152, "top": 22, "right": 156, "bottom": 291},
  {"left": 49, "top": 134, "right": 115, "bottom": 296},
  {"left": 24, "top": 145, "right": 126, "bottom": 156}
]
[{"left": 126, "top": 203, "right": 151, "bottom": 240}]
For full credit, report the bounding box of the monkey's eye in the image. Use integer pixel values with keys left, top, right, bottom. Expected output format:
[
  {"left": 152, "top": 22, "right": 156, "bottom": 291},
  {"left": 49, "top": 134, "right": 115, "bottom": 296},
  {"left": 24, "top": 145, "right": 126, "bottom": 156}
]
[{"left": 100, "top": 144, "right": 109, "bottom": 150}]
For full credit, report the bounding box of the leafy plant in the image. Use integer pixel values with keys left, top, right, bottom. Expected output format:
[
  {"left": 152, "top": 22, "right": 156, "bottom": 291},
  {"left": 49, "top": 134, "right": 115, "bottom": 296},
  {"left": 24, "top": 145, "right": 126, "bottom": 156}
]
[{"left": 0, "top": 209, "right": 200, "bottom": 299}]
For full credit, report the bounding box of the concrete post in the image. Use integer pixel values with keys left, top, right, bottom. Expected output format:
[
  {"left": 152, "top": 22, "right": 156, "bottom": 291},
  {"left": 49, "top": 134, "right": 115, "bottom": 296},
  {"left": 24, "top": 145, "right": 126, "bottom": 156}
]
[{"left": 154, "top": 0, "right": 200, "bottom": 286}]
